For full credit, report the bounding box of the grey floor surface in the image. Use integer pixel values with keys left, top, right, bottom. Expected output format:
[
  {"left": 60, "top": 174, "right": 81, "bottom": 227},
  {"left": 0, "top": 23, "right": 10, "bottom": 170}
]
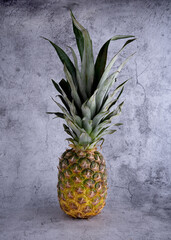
[{"left": 1, "top": 203, "right": 171, "bottom": 240}]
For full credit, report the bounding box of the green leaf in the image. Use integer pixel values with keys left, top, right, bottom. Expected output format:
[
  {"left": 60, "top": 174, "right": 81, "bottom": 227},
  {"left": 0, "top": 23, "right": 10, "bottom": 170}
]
[
  {"left": 96, "top": 52, "right": 135, "bottom": 112},
  {"left": 94, "top": 126, "right": 110, "bottom": 138},
  {"left": 51, "top": 97, "right": 72, "bottom": 121},
  {"left": 70, "top": 12, "right": 94, "bottom": 96},
  {"left": 41, "top": 36, "right": 77, "bottom": 85},
  {"left": 90, "top": 119, "right": 123, "bottom": 138},
  {"left": 79, "top": 132, "right": 92, "bottom": 145},
  {"left": 82, "top": 117, "right": 92, "bottom": 134},
  {"left": 70, "top": 10, "right": 84, "bottom": 60},
  {"left": 59, "top": 79, "right": 72, "bottom": 101},
  {"left": 63, "top": 124, "right": 74, "bottom": 137},
  {"left": 96, "top": 71, "right": 117, "bottom": 111},
  {"left": 51, "top": 79, "right": 62, "bottom": 94},
  {"left": 103, "top": 101, "right": 124, "bottom": 121},
  {"left": 52, "top": 79, "right": 79, "bottom": 117},
  {"left": 70, "top": 100, "right": 77, "bottom": 116},
  {"left": 108, "top": 87, "right": 124, "bottom": 110},
  {"left": 91, "top": 120, "right": 111, "bottom": 138},
  {"left": 64, "top": 65, "right": 81, "bottom": 108},
  {"left": 68, "top": 101, "right": 82, "bottom": 128},
  {"left": 63, "top": 124, "right": 78, "bottom": 140},
  {"left": 93, "top": 128, "right": 116, "bottom": 140},
  {"left": 66, "top": 138, "right": 78, "bottom": 145},
  {"left": 55, "top": 82, "right": 74, "bottom": 114},
  {"left": 114, "top": 123, "right": 123, "bottom": 126},
  {"left": 57, "top": 95, "right": 70, "bottom": 113},
  {"left": 68, "top": 46, "right": 87, "bottom": 100},
  {"left": 90, "top": 138, "right": 105, "bottom": 148},
  {"left": 81, "top": 30, "right": 94, "bottom": 95},
  {"left": 46, "top": 112, "right": 65, "bottom": 119},
  {"left": 81, "top": 101, "right": 91, "bottom": 119},
  {"left": 100, "top": 129, "right": 117, "bottom": 137},
  {"left": 97, "top": 38, "right": 136, "bottom": 89},
  {"left": 102, "top": 77, "right": 130, "bottom": 111},
  {"left": 92, "top": 111, "right": 109, "bottom": 128},
  {"left": 70, "top": 102, "right": 82, "bottom": 127},
  {"left": 66, "top": 119, "right": 82, "bottom": 138},
  {"left": 86, "top": 89, "right": 97, "bottom": 118},
  {"left": 93, "top": 35, "right": 135, "bottom": 90},
  {"left": 75, "top": 115, "right": 82, "bottom": 128}
]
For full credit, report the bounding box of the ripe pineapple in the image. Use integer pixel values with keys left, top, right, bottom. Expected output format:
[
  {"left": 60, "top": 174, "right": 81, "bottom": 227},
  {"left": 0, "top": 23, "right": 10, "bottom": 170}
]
[{"left": 43, "top": 11, "right": 135, "bottom": 218}]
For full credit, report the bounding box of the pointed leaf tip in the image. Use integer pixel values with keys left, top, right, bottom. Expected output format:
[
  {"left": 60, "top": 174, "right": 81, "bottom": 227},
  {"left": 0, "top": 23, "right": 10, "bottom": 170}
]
[
  {"left": 93, "top": 35, "right": 136, "bottom": 91},
  {"left": 71, "top": 11, "right": 84, "bottom": 60},
  {"left": 41, "top": 37, "right": 77, "bottom": 83}
]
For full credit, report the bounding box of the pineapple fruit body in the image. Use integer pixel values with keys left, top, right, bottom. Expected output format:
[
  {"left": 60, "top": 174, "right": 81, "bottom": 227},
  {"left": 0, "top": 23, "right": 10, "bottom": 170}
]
[{"left": 58, "top": 148, "right": 107, "bottom": 218}]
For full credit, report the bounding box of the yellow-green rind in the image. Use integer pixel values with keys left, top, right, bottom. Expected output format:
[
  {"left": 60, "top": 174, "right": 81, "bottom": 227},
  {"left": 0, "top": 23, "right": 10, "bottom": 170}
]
[{"left": 57, "top": 148, "right": 107, "bottom": 218}]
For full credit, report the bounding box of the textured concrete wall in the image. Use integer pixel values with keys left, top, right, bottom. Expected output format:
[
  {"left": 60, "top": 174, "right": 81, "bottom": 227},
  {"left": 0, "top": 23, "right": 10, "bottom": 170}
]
[{"left": 0, "top": 0, "right": 170, "bottom": 222}]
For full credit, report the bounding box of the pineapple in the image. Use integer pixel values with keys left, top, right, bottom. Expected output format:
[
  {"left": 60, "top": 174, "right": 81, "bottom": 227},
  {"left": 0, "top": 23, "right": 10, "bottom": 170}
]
[{"left": 43, "top": 11, "right": 135, "bottom": 218}]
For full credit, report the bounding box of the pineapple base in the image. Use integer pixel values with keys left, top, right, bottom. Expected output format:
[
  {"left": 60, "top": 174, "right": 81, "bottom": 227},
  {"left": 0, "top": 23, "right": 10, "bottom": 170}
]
[{"left": 57, "top": 147, "right": 107, "bottom": 219}]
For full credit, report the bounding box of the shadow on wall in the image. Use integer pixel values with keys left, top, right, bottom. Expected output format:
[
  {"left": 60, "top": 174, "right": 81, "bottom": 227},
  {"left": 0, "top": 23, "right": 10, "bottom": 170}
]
[{"left": 1, "top": 0, "right": 18, "bottom": 6}]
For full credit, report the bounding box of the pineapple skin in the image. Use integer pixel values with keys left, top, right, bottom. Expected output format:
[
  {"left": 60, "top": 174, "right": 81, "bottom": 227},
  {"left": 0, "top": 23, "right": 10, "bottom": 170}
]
[{"left": 57, "top": 148, "right": 107, "bottom": 218}]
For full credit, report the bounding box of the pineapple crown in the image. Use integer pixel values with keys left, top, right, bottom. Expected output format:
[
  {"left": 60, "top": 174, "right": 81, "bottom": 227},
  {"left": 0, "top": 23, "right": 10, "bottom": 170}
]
[{"left": 43, "top": 11, "right": 136, "bottom": 150}]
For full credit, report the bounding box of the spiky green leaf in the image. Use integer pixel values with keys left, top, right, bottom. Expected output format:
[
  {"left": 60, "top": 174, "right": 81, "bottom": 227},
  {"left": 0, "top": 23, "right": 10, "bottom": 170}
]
[
  {"left": 96, "top": 52, "right": 135, "bottom": 111},
  {"left": 81, "top": 101, "right": 91, "bottom": 119},
  {"left": 51, "top": 97, "right": 72, "bottom": 122},
  {"left": 82, "top": 118, "right": 92, "bottom": 134},
  {"left": 102, "top": 77, "right": 130, "bottom": 111},
  {"left": 94, "top": 35, "right": 135, "bottom": 90},
  {"left": 70, "top": 10, "right": 84, "bottom": 60},
  {"left": 99, "top": 129, "right": 117, "bottom": 137},
  {"left": 51, "top": 79, "right": 62, "bottom": 94},
  {"left": 102, "top": 101, "right": 124, "bottom": 122},
  {"left": 96, "top": 71, "right": 117, "bottom": 111},
  {"left": 58, "top": 79, "right": 72, "bottom": 101},
  {"left": 66, "top": 119, "right": 81, "bottom": 138},
  {"left": 79, "top": 132, "right": 92, "bottom": 145},
  {"left": 86, "top": 89, "right": 97, "bottom": 118},
  {"left": 63, "top": 124, "right": 75, "bottom": 138},
  {"left": 81, "top": 30, "right": 94, "bottom": 95},
  {"left": 46, "top": 112, "right": 65, "bottom": 119},
  {"left": 41, "top": 37, "right": 77, "bottom": 85},
  {"left": 114, "top": 123, "right": 123, "bottom": 126},
  {"left": 92, "top": 111, "right": 109, "bottom": 128},
  {"left": 68, "top": 46, "right": 87, "bottom": 100},
  {"left": 64, "top": 65, "right": 81, "bottom": 107},
  {"left": 97, "top": 38, "right": 136, "bottom": 89},
  {"left": 70, "top": 12, "right": 94, "bottom": 96}
]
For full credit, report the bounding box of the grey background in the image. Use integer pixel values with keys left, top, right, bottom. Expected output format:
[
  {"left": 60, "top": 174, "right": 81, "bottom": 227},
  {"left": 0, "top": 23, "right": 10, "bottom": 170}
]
[{"left": 0, "top": 0, "right": 171, "bottom": 239}]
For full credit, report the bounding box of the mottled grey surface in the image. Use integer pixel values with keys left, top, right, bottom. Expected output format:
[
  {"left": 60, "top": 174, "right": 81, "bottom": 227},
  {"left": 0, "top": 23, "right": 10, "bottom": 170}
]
[{"left": 0, "top": 0, "right": 171, "bottom": 239}]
